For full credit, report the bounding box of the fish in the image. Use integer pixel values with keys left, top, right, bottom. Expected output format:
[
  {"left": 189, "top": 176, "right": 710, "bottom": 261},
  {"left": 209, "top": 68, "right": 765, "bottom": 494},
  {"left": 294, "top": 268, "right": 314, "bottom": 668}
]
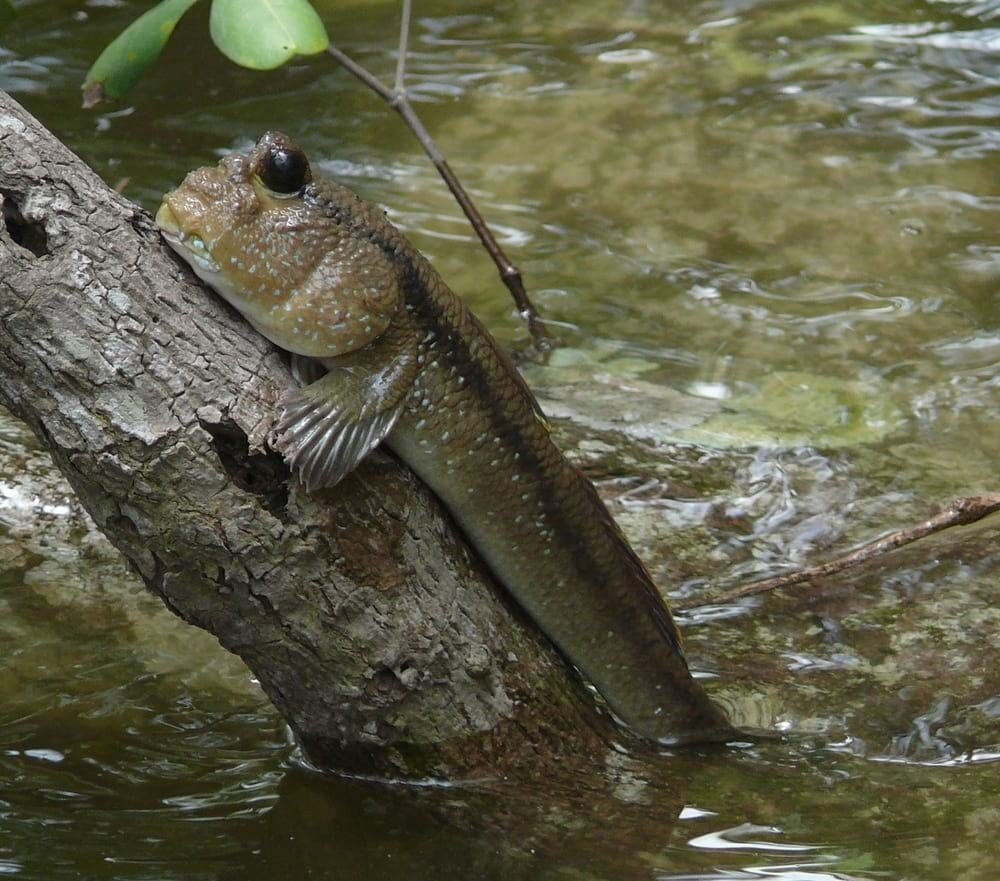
[{"left": 155, "top": 131, "right": 737, "bottom": 745}]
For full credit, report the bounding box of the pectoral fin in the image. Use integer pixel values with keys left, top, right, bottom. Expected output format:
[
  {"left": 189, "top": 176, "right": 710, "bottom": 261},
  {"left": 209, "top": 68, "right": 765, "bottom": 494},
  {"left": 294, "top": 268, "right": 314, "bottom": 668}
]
[{"left": 275, "top": 324, "right": 418, "bottom": 492}]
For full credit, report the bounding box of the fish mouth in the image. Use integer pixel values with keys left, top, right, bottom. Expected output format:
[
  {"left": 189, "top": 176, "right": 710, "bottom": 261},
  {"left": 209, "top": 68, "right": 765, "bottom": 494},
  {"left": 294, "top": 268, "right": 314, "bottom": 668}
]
[{"left": 155, "top": 201, "right": 221, "bottom": 274}]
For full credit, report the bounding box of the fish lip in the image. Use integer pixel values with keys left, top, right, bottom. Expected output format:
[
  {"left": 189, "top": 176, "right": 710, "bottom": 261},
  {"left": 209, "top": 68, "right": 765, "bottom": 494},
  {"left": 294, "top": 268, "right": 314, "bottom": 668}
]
[
  {"left": 154, "top": 200, "right": 182, "bottom": 236},
  {"left": 155, "top": 199, "right": 221, "bottom": 274},
  {"left": 158, "top": 227, "right": 185, "bottom": 249}
]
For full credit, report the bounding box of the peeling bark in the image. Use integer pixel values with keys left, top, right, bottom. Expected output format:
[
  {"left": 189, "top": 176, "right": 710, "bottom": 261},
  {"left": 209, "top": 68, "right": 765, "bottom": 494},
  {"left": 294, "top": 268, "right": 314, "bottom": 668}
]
[{"left": 0, "top": 90, "right": 613, "bottom": 778}]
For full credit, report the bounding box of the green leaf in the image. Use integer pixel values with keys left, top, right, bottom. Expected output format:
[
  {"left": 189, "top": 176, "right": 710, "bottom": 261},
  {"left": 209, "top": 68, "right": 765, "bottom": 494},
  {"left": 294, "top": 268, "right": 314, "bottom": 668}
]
[
  {"left": 82, "top": 0, "right": 202, "bottom": 107},
  {"left": 209, "top": 0, "right": 328, "bottom": 70}
]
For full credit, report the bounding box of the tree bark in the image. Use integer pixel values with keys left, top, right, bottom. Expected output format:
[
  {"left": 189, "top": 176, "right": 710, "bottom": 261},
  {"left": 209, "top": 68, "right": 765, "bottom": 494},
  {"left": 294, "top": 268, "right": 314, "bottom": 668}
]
[{"left": 0, "top": 90, "right": 612, "bottom": 779}]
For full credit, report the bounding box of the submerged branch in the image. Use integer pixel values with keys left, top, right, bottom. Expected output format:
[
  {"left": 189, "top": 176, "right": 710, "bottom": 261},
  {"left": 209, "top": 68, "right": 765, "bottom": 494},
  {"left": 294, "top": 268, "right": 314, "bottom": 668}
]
[
  {"left": 325, "top": 3, "right": 550, "bottom": 352},
  {"left": 679, "top": 492, "right": 1000, "bottom": 610}
]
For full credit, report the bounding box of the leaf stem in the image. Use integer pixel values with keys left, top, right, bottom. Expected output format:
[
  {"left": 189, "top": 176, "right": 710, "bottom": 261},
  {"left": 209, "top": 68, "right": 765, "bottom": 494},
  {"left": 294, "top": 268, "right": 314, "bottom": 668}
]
[{"left": 325, "top": 4, "right": 550, "bottom": 352}]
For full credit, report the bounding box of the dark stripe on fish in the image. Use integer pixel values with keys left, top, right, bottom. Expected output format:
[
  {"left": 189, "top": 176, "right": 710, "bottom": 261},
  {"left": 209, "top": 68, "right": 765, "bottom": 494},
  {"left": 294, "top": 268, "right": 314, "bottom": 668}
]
[{"left": 395, "top": 245, "right": 686, "bottom": 663}]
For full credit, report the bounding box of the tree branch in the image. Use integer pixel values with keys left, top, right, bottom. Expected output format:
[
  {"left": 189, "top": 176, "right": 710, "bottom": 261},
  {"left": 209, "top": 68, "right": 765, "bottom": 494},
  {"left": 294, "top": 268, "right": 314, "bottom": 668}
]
[
  {"left": 678, "top": 492, "right": 1000, "bottom": 610},
  {"left": 325, "top": 4, "right": 550, "bottom": 352},
  {"left": 0, "top": 88, "right": 606, "bottom": 780},
  {"left": 393, "top": 0, "right": 412, "bottom": 95}
]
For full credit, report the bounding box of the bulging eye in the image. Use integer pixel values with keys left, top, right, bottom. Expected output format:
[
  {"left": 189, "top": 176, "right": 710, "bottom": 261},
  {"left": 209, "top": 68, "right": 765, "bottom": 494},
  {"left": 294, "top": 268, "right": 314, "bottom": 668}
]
[{"left": 260, "top": 144, "right": 310, "bottom": 195}]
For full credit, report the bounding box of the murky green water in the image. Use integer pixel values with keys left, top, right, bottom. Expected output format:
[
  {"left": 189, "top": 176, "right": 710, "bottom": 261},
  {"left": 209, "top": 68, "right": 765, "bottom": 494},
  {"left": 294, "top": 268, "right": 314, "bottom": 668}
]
[{"left": 2, "top": 0, "right": 998, "bottom": 878}]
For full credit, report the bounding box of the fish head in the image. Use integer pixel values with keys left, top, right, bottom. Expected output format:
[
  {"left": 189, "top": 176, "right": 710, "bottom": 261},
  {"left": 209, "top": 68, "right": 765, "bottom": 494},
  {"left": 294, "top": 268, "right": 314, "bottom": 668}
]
[{"left": 156, "top": 132, "right": 401, "bottom": 357}]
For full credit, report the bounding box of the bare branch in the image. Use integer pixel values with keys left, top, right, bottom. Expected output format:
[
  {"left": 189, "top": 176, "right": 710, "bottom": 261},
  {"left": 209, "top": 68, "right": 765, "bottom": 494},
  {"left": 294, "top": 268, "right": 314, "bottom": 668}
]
[
  {"left": 679, "top": 493, "right": 1000, "bottom": 610},
  {"left": 0, "top": 87, "right": 603, "bottom": 779},
  {"left": 325, "top": 8, "right": 551, "bottom": 352},
  {"left": 326, "top": 45, "right": 394, "bottom": 102},
  {"left": 394, "top": 0, "right": 412, "bottom": 94}
]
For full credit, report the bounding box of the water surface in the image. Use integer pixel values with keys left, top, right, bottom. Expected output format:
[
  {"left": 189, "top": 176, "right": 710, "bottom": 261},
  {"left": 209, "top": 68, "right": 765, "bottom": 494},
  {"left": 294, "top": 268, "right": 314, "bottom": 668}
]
[{"left": 1, "top": 1, "right": 997, "bottom": 879}]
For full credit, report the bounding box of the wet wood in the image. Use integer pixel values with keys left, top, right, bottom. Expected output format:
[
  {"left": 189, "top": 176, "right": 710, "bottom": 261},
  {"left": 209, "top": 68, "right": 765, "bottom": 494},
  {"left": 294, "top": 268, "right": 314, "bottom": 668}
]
[
  {"left": 680, "top": 493, "right": 1000, "bottom": 610},
  {"left": 0, "top": 89, "right": 610, "bottom": 779}
]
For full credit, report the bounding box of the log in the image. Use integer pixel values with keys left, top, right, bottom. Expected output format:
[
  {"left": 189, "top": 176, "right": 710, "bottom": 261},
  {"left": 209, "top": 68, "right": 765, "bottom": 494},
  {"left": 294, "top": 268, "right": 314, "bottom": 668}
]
[{"left": 0, "top": 89, "right": 612, "bottom": 779}]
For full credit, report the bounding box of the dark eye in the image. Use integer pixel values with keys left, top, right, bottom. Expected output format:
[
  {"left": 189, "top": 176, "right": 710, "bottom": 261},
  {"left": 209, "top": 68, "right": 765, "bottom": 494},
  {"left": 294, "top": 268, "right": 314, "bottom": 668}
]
[{"left": 260, "top": 145, "right": 309, "bottom": 195}]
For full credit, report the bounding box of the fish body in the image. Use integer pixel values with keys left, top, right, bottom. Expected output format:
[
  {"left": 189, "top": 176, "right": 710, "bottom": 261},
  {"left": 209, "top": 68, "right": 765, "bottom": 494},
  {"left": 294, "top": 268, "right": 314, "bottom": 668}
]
[{"left": 156, "top": 132, "right": 735, "bottom": 744}]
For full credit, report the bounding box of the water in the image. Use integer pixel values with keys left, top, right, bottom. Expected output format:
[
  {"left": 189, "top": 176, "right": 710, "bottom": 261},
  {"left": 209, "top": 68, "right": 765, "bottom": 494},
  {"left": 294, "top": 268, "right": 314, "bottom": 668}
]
[{"left": 1, "top": 0, "right": 998, "bottom": 878}]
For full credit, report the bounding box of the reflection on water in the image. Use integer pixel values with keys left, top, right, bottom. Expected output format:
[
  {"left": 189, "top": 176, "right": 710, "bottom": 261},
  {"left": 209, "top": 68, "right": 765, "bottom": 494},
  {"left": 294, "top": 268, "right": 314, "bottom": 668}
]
[{"left": 1, "top": 0, "right": 998, "bottom": 879}]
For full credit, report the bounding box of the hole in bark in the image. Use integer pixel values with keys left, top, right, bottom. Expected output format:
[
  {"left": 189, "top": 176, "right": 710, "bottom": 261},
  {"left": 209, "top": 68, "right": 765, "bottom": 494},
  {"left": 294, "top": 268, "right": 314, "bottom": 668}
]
[
  {"left": 370, "top": 667, "right": 406, "bottom": 699},
  {"left": 1, "top": 192, "right": 49, "bottom": 257},
  {"left": 200, "top": 417, "right": 289, "bottom": 517}
]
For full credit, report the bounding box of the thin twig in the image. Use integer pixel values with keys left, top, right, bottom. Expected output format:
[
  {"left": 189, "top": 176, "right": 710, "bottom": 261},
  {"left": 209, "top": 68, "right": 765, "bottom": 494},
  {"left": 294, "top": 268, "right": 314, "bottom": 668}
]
[
  {"left": 678, "top": 492, "right": 1000, "bottom": 610},
  {"left": 327, "top": 45, "right": 393, "bottom": 102},
  {"left": 394, "top": 0, "right": 412, "bottom": 94},
  {"left": 325, "top": 3, "right": 551, "bottom": 352}
]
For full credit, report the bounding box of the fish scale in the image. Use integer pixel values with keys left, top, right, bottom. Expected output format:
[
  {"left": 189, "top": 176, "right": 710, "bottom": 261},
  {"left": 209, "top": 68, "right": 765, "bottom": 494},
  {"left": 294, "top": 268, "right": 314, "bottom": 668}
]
[
  {"left": 156, "top": 132, "right": 736, "bottom": 745},
  {"left": 385, "top": 252, "right": 734, "bottom": 743}
]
